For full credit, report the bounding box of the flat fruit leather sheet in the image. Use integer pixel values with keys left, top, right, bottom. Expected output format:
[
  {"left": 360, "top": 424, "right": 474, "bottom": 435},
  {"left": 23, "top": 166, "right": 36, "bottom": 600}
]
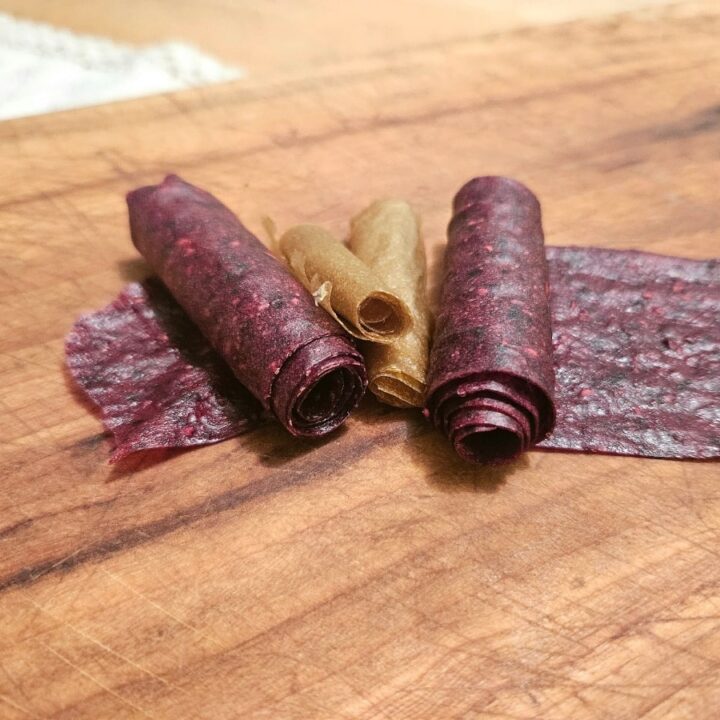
[{"left": 544, "top": 246, "right": 719, "bottom": 459}]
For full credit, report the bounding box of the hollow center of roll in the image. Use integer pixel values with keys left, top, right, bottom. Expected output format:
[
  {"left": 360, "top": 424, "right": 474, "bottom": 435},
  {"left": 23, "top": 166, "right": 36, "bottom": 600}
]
[
  {"left": 456, "top": 428, "right": 521, "bottom": 464},
  {"left": 358, "top": 293, "right": 406, "bottom": 336},
  {"left": 296, "top": 367, "right": 352, "bottom": 425}
]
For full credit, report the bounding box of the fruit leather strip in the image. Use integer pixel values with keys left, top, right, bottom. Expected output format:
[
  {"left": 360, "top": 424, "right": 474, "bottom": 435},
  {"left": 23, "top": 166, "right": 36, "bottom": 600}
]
[
  {"left": 279, "top": 224, "right": 412, "bottom": 343},
  {"left": 542, "top": 246, "right": 720, "bottom": 459},
  {"left": 66, "top": 280, "right": 261, "bottom": 462},
  {"left": 349, "top": 200, "right": 432, "bottom": 408},
  {"left": 425, "top": 176, "right": 556, "bottom": 463},
  {"left": 127, "top": 175, "right": 367, "bottom": 438}
]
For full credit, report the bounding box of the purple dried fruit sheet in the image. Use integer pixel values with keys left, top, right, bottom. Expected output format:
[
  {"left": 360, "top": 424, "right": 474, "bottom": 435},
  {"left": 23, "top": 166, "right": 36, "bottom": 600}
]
[
  {"left": 426, "top": 176, "right": 556, "bottom": 463},
  {"left": 66, "top": 279, "right": 261, "bottom": 462},
  {"left": 543, "top": 247, "right": 720, "bottom": 459},
  {"left": 126, "top": 175, "right": 366, "bottom": 438}
]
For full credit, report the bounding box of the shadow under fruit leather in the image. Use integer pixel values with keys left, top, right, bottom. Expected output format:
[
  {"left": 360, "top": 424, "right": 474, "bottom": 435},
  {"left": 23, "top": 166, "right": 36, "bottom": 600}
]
[
  {"left": 342, "top": 394, "right": 524, "bottom": 493},
  {"left": 252, "top": 420, "right": 349, "bottom": 468},
  {"left": 107, "top": 447, "right": 188, "bottom": 480},
  {"left": 116, "top": 257, "right": 151, "bottom": 282},
  {"left": 253, "top": 394, "right": 399, "bottom": 469},
  {"left": 403, "top": 416, "right": 527, "bottom": 494}
]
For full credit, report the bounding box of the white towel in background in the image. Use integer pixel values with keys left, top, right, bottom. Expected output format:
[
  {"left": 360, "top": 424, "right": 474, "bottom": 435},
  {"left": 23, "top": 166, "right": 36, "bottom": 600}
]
[{"left": 0, "top": 12, "right": 244, "bottom": 121}]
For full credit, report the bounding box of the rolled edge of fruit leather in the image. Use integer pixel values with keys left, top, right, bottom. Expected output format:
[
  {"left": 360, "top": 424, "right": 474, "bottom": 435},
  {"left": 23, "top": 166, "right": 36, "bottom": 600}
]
[
  {"left": 425, "top": 176, "right": 556, "bottom": 463},
  {"left": 349, "top": 199, "right": 431, "bottom": 408},
  {"left": 278, "top": 224, "right": 413, "bottom": 344},
  {"left": 126, "top": 175, "right": 367, "bottom": 438}
]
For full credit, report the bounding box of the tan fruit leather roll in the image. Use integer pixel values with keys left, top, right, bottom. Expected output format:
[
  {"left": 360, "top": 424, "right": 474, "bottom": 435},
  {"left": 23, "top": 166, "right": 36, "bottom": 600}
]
[
  {"left": 279, "top": 224, "right": 412, "bottom": 344},
  {"left": 349, "top": 200, "right": 431, "bottom": 408}
]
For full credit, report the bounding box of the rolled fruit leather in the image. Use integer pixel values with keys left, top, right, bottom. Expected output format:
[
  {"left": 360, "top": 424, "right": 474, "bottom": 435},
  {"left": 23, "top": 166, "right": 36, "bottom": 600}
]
[
  {"left": 127, "top": 175, "right": 367, "bottom": 438},
  {"left": 425, "top": 176, "right": 556, "bottom": 463},
  {"left": 349, "top": 200, "right": 431, "bottom": 408},
  {"left": 278, "top": 224, "right": 412, "bottom": 344}
]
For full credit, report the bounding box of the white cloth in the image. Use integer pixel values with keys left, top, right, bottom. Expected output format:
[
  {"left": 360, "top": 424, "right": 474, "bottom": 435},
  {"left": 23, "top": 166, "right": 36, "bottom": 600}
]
[{"left": 0, "top": 12, "right": 244, "bottom": 121}]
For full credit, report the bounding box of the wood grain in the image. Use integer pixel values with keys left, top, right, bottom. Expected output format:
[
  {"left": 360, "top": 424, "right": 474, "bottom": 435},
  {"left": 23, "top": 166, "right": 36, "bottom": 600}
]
[
  {"left": 1, "top": 2, "right": 720, "bottom": 718},
  {"left": 0, "top": 0, "right": 684, "bottom": 80}
]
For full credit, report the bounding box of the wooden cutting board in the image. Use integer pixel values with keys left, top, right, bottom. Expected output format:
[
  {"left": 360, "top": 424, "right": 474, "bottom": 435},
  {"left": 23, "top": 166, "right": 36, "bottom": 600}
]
[{"left": 1, "top": 3, "right": 719, "bottom": 718}]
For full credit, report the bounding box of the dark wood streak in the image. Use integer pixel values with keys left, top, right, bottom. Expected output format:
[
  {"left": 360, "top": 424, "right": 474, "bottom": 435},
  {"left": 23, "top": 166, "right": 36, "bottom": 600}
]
[
  {"left": 0, "top": 64, "right": 418, "bottom": 143},
  {"left": 0, "top": 59, "right": 711, "bottom": 213},
  {"left": 0, "top": 518, "right": 33, "bottom": 541},
  {"left": 0, "top": 7, "right": 686, "bottom": 143},
  {"left": 614, "top": 102, "right": 720, "bottom": 145},
  {"left": 0, "top": 423, "right": 413, "bottom": 595},
  {"left": 652, "top": 103, "right": 720, "bottom": 140},
  {"left": 0, "top": 496, "right": 119, "bottom": 543}
]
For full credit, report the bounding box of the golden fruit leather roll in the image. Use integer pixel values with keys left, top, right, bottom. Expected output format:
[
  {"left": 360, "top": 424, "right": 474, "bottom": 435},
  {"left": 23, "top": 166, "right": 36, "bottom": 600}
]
[
  {"left": 349, "top": 200, "right": 431, "bottom": 408},
  {"left": 279, "top": 225, "right": 412, "bottom": 344}
]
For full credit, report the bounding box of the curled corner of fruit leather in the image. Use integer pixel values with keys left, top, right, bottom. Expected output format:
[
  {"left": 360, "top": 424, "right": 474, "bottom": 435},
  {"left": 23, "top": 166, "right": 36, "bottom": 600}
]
[{"left": 278, "top": 223, "right": 412, "bottom": 344}]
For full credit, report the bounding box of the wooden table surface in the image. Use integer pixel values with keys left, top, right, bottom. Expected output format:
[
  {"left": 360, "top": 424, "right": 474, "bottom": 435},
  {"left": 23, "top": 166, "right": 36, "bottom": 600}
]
[{"left": 1, "top": 1, "right": 719, "bottom": 718}]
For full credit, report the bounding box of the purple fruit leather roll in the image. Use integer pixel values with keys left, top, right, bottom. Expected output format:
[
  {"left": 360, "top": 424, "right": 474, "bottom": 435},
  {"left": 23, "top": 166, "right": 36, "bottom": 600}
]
[
  {"left": 426, "top": 176, "right": 556, "bottom": 463},
  {"left": 126, "top": 174, "right": 367, "bottom": 438}
]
